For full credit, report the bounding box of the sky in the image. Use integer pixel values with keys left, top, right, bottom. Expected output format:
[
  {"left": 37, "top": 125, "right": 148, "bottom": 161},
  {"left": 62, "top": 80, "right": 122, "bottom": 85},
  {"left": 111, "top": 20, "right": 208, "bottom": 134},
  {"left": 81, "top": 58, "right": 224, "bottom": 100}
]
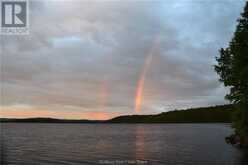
[{"left": 0, "top": 0, "right": 246, "bottom": 120}]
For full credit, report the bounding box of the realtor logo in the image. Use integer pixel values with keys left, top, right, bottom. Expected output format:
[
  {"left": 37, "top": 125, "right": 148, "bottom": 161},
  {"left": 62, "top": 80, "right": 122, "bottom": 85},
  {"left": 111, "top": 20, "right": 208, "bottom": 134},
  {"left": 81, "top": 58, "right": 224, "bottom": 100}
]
[{"left": 1, "top": 0, "right": 29, "bottom": 35}]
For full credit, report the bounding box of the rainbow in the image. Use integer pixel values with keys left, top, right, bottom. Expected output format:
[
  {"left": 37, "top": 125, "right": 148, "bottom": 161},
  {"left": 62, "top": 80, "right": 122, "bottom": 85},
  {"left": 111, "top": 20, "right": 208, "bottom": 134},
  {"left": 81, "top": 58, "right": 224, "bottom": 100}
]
[{"left": 134, "top": 38, "right": 160, "bottom": 113}]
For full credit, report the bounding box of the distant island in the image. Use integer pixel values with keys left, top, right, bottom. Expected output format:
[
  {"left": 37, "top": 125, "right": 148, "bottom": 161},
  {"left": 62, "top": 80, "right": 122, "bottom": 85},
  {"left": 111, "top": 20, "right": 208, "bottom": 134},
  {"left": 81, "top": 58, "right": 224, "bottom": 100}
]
[
  {"left": 0, "top": 118, "right": 102, "bottom": 123},
  {"left": 0, "top": 105, "right": 234, "bottom": 123}
]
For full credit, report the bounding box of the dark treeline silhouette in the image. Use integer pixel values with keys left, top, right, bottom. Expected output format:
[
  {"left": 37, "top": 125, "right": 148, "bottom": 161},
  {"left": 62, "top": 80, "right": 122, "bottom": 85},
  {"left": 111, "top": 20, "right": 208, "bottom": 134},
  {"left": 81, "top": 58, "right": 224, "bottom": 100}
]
[
  {"left": 109, "top": 105, "right": 234, "bottom": 123},
  {"left": 0, "top": 105, "right": 234, "bottom": 123},
  {"left": 1, "top": 105, "right": 233, "bottom": 123}
]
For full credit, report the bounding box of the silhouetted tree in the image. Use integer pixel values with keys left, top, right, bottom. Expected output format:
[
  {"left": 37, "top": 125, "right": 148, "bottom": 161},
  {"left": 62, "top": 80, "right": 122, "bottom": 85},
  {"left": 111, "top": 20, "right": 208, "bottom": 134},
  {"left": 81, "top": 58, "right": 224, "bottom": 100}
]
[{"left": 215, "top": 2, "right": 248, "bottom": 136}]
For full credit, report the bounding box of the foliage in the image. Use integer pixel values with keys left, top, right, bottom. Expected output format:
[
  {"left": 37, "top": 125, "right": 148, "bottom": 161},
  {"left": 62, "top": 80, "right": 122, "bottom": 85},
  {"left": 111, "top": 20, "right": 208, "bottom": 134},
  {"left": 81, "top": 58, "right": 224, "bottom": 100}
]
[{"left": 215, "top": 2, "right": 248, "bottom": 135}]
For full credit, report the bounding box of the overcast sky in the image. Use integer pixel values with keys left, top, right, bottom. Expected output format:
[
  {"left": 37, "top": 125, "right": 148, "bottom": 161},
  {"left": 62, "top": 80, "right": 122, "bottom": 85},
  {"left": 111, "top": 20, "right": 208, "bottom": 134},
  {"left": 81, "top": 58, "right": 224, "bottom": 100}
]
[{"left": 0, "top": 0, "right": 246, "bottom": 119}]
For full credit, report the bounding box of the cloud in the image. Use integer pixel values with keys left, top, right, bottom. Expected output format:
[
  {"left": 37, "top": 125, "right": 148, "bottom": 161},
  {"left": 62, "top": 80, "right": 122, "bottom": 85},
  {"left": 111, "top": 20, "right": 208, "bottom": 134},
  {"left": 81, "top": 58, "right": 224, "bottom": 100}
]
[{"left": 1, "top": 0, "right": 246, "bottom": 118}]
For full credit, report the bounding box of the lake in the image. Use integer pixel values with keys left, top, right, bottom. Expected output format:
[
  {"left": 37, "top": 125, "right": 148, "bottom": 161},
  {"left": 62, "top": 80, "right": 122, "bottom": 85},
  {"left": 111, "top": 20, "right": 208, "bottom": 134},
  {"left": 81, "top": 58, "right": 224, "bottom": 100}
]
[{"left": 1, "top": 123, "right": 247, "bottom": 165}]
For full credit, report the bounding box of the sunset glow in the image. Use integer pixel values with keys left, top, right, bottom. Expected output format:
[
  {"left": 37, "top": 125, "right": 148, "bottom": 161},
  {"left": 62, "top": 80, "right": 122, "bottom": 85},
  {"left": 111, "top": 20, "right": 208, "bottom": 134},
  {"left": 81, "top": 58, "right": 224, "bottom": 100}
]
[{"left": 0, "top": 105, "right": 120, "bottom": 120}]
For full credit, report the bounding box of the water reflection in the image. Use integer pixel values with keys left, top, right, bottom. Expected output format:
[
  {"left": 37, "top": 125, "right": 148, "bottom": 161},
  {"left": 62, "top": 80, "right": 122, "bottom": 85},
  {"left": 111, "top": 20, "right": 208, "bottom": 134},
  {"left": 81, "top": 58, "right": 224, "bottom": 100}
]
[
  {"left": 233, "top": 148, "right": 248, "bottom": 165},
  {"left": 2, "top": 123, "right": 248, "bottom": 165},
  {"left": 135, "top": 125, "right": 147, "bottom": 161}
]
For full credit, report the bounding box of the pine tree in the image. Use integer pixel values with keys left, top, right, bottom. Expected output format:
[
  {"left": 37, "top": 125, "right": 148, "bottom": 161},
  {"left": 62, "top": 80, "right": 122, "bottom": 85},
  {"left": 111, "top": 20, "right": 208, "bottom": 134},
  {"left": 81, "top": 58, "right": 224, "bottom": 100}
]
[{"left": 215, "top": 2, "right": 248, "bottom": 136}]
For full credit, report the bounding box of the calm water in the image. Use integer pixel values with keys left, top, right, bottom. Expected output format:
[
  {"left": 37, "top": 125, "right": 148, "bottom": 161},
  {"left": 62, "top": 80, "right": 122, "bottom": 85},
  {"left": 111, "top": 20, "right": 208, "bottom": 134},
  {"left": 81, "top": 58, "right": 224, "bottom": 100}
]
[{"left": 1, "top": 123, "right": 247, "bottom": 165}]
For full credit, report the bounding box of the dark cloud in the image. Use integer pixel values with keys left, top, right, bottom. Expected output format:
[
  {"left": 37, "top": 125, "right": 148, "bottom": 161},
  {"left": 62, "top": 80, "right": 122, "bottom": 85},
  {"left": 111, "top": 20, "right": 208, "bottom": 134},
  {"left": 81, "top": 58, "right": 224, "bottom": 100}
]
[{"left": 1, "top": 0, "right": 246, "bottom": 116}]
